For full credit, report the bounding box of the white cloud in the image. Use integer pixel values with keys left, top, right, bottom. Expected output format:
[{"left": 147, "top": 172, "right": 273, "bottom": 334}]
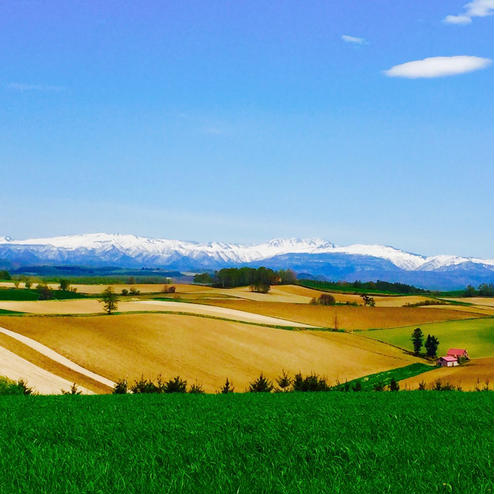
[
  {"left": 341, "top": 34, "right": 367, "bottom": 45},
  {"left": 384, "top": 56, "right": 491, "bottom": 78},
  {"left": 5, "top": 82, "right": 65, "bottom": 92},
  {"left": 443, "top": 0, "right": 494, "bottom": 24}
]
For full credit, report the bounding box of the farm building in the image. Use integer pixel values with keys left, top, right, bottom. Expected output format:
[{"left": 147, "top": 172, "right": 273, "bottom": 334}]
[
  {"left": 437, "top": 356, "right": 459, "bottom": 367},
  {"left": 447, "top": 348, "right": 469, "bottom": 360}
]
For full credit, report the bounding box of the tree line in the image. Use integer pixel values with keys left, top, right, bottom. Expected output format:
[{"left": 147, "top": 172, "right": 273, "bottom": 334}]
[{"left": 193, "top": 267, "right": 297, "bottom": 293}]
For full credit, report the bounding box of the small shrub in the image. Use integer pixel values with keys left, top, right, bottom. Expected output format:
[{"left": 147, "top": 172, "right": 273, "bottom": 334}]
[
  {"left": 276, "top": 370, "right": 292, "bottom": 392},
  {"left": 249, "top": 373, "right": 274, "bottom": 393},
  {"left": 131, "top": 375, "right": 159, "bottom": 394},
  {"left": 0, "top": 377, "right": 35, "bottom": 395},
  {"left": 188, "top": 383, "right": 205, "bottom": 394},
  {"left": 219, "top": 378, "right": 234, "bottom": 394},
  {"left": 61, "top": 383, "right": 82, "bottom": 395},
  {"left": 121, "top": 289, "right": 129, "bottom": 296},
  {"left": 389, "top": 378, "right": 400, "bottom": 392},
  {"left": 292, "top": 372, "right": 330, "bottom": 392},
  {"left": 373, "top": 381, "right": 385, "bottom": 392},
  {"left": 352, "top": 380, "right": 362, "bottom": 392},
  {"left": 36, "top": 284, "right": 53, "bottom": 300},
  {"left": 318, "top": 294, "right": 336, "bottom": 306},
  {"left": 418, "top": 380, "right": 427, "bottom": 391},
  {"left": 113, "top": 379, "right": 128, "bottom": 394},
  {"left": 129, "top": 287, "right": 140, "bottom": 296},
  {"left": 164, "top": 376, "right": 187, "bottom": 393}
]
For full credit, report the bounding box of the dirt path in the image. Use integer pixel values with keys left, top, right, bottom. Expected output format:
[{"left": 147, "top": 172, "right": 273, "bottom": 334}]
[
  {"left": 0, "top": 346, "right": 93, "bottom": 395},
  {"left": 135, "top": 300, "right": 317, "bottom": 327},
  {"left": 0, "top": 326, "right": 115, "bottom": 388}
]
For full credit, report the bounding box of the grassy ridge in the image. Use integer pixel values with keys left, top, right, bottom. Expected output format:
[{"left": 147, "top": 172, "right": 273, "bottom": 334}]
[{"left": 0, "top": 393, "right": 492, "bottom": 494}]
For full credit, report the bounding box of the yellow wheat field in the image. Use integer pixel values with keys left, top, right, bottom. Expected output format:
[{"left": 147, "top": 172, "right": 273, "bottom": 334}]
[{"left": 0, "top": 313, "right": 419, "bottom": 393}]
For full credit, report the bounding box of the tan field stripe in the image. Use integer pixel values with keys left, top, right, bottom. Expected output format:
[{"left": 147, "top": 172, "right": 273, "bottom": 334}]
[
  {"left": 0, "top": 326, "right": 115, "bottom": 388},
  {"left": 0, "top": 346, "right": 93, "bottom": 395},
  {"left": 0, "top": 332, "right": 111, "bottom": 394}
]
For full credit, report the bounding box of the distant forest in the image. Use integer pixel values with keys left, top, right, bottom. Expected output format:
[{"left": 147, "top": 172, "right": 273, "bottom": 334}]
[{"left": 193, "top": 267, "right": 296, "bottom": 292}]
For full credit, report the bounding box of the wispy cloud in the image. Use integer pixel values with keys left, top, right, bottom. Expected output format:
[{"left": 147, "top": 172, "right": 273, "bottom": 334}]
[
  {"left": 443, "top": 0, "right": 494, "bottom": 24},
  {"left": 5, "top": 82, "right": 66, "bottom": 92},
  {"left": 384, "top": 56, "right": 491, "bottom": 78},
  {"left": 341, "top": 34, "right": 367, "bottom": 45}
]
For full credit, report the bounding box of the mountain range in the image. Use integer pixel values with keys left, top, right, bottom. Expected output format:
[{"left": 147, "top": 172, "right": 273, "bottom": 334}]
[{"left": 0, "top": 233, "right": 492, "bottom": 290}]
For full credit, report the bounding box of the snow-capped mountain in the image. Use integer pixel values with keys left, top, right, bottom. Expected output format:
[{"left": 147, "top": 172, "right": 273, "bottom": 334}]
[{"left": 0, "top": 233, "right": 492, "bottom": 289}]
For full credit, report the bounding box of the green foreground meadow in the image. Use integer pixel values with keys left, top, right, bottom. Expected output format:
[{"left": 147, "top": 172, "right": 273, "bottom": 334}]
[{"left": 0, "top": 393, "right": 492, "bottom": 494}]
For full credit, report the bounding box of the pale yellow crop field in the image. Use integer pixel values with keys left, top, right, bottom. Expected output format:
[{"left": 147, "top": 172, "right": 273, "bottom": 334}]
[
  {"left": 400, "top": 357, "right": 494, "bottom": 391},
  {"left": 0, "top": 314, "right": 419, "bottom": 393}
]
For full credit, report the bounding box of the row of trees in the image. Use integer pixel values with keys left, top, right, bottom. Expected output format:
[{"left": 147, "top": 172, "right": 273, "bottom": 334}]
[
  {"left": 111, "top": 371, "right": 407, "bottom": 394},
  {"left": 464, "top": 283, "right": 494, "bottom": 297},
  {"left": 193, "top": 267, "right": 297, "bottom": 293},
  {"left": 411, "top": 328, "right": 439, "bottom": 357}
]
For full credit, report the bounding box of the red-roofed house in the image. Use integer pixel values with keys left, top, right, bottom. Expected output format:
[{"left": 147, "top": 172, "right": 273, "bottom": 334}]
[
  {"left": 447, "top": 348, "right": 469, "bottom": 360},
  {"left": 437, "top": 356, "right": 459, "bottom": 367}
]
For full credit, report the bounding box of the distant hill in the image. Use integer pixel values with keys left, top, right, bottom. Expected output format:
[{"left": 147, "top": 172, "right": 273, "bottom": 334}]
[{"left": 0, "top": 233, "right": 492, "bottom": 290}]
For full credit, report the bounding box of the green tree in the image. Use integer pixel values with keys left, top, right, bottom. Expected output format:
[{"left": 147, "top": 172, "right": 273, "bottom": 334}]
[
  {"left": 249, "top": 373, "right": 274, "bottom": 392},
  {"left": 360, "top": 294, "right": 375, "bottom": 307},
  {"left": 219, "top": 378, "right": 234, "bottom": 394},
  {"left": 318, "top": 293, "right": 336, "bottom": 306},
  {"left": 99, "top": 287, "right": 119, "bottom": 314},
  {"left": 276, "top": 370, "right": 292, "bottom": 392},
  {"left": 425, "top": 334, "right": 440, "bottom": 358},
  {"left": 58, "top": 279, "right": 71, "bottom": 291},
  {"left": 389, "top": 378, "right": 400, "bottom": 391},
  {"left": 411, "top": 327, "right": 424, "bottom": 355},
  {"left": 24, "top": 279, "right": 32, "bottom": 289},
  {"left": 0, "top": 270, "right": 11, "bottom": 280},
  {"left": 163, "top": 376, "right": 187, "bottom": 393},
  {"left": 113, "top": 379, "right": 128, "bottom": 394}
]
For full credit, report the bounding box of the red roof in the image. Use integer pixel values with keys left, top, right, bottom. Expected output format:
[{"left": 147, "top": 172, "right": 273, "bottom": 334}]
[
  {"left": 447, "top": 348, "right": 467, "bottom": 357},
  {"left": 439, "top": 356, "right": 457, "bottom": 362}
]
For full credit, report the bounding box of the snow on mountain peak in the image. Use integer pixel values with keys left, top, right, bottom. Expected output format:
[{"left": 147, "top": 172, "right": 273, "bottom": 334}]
[{"left": 0, "top": 233, "right": 492, "bottom": 271}]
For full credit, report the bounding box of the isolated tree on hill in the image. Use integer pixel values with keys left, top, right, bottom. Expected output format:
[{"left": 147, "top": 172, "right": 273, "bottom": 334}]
[
  {"left": 58, "top": 279, "right": 71, "bottom": 291},
  {"left": 24, "top": 279, "right": 32, "bottom": 289},
  {"left": 425, "top": 334, "right": 439, "bottom": 358},
  {"left": 411, "top": 327, "right": 424, "bottom": 355},
  {"left": 99, "top": 287, "right": 119, "bottom": 315},
  {"left": 360, "top": 294, "right": 375, "bottom": 307}
]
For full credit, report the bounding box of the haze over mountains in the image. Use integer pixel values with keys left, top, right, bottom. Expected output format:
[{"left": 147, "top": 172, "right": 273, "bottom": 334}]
[{"left": 0, "top": 233, "right": 493, "bottom": 290}]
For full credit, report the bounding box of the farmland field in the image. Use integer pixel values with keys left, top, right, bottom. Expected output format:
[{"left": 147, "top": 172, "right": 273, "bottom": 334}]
[
  {"left": 199, "top": 299, "right": 484, "bottom": 329},
  {"left": 400, "top": 357, "right": 494, "bottom": 390},
  {"left": 0, "top": 393, "right": 492, "bottom": 494},
  {"left": 0, "top": 313, "right": 419, "bottom": 393},
  {"left": 365, "top": 317, "right": 494, "bottom": 358}
]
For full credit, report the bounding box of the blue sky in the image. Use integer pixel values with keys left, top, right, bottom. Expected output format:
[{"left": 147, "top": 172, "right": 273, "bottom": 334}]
[{"left": 0, "top": 1, "right": 492, "bottom": 257}]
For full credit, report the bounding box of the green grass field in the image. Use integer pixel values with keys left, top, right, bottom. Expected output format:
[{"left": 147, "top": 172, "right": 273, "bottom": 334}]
[
  {"left": 0, "top": 288, "right": 87, "bottom": 301},
  {"left": 334, "top": 363, "right": 434, "bottom": 390},
  {"left": 0, "top": 393, "right": 492, "bottom": 494},
  {"left": 365, "top": 317, "right": 494, "bottom": 358}
]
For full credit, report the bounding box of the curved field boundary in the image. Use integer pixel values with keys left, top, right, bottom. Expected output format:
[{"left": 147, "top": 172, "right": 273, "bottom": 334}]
[
  {"left": 0, "top": 326, "right": 115, "bottom": 388},
  {"left": 0, "top": 346, "right": 93, "bottom": 395},
  {"left": 136, "top": 300, "right": 317, "bottom": 328}
]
